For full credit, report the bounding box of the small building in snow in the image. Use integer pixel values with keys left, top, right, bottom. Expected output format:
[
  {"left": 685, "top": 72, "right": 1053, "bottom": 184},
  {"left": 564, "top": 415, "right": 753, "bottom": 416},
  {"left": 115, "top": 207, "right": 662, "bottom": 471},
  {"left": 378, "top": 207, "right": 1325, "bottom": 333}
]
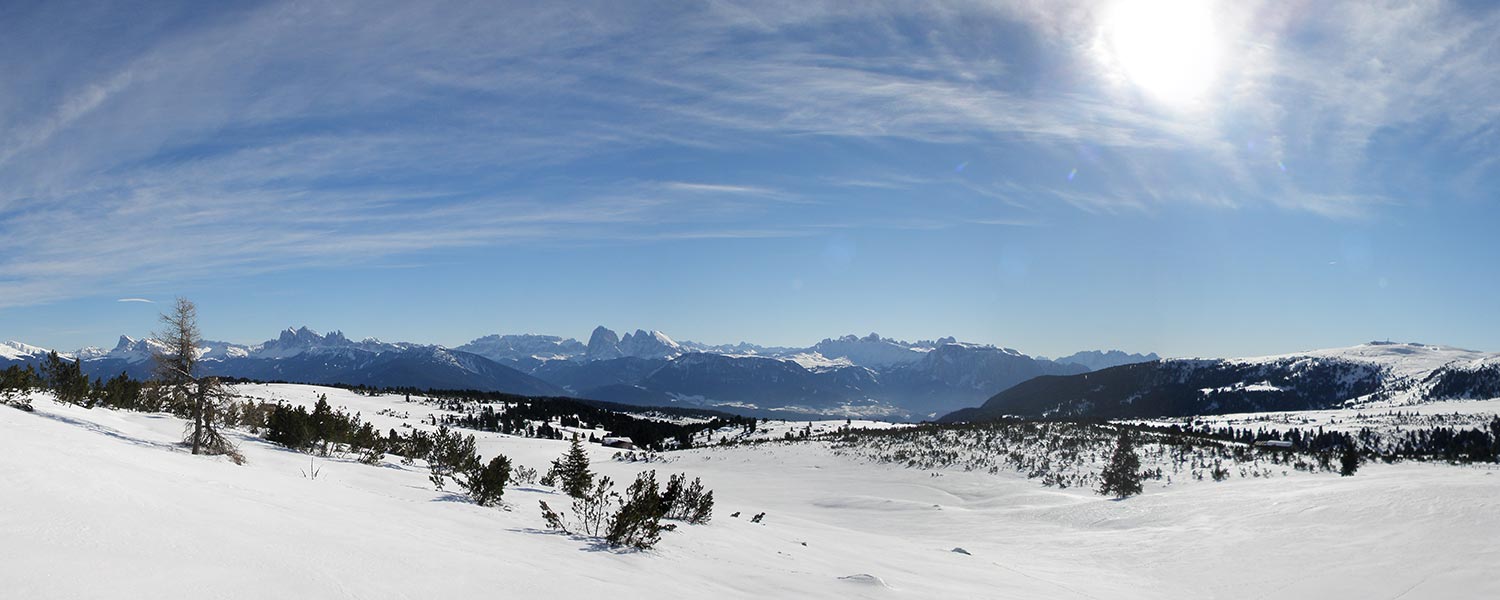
[
  {"left": 601, "top": 436, "right": 637, "bottom": 450},
  {"left": 1254, "top": 440, "right": 1294, "bottom": 450}
]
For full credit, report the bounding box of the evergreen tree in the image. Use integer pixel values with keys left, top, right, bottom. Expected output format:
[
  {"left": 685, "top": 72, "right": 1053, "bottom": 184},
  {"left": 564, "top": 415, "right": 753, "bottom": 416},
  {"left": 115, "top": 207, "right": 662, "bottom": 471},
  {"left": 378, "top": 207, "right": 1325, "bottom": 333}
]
[
  {"left": 1339, "top": 443, "right": 1360, "bottom": 476},
  {"left": 537, "top": 475, "right": 616, "bottom": 536},
  {"left": 41, "top": 351, "right": 91, "bottom": 405},
  {"left": 550, "top": 435, "right": 594, "bottom": 498},
  {"left": 265, "top": 404, "right": 314, "bottom": 451},
  {"left": 606, "top": 470, "right": 671, "bottom": 549},
  {"left": 426, "top": 425, "right": 480, "bottom": 491},
  {"left": 464, "top": 455, "right": 512, "bottom": 507},
  {"left": 662, "top": 472, "right": 714, "bottom": 524},
  {"left": 310, "top": 394, "right": 339, "bottom": 455},
  {"left": 1098, "top": 430, "right": 1143, "bottom": 498},
  {"left": 41, "top": 351, "right": 68, "bottom": 392}
]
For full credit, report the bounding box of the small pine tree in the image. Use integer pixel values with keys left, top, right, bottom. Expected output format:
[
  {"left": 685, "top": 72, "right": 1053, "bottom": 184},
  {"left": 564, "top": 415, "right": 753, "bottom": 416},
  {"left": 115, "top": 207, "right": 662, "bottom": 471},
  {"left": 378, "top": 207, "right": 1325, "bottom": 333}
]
[
  {"left": 1098, "top": 430, "right": 1143, "bottom": 498},
  {"left": 690, "top": 490, "right": 714, "bottom": 525},
  {"left": 1339, "top": 444, "right": 1360, "bottom": 476},
  {"left": 41, "top": 352, "right": 91, "bottom": 405},
  {"left": 550, "top": 435, "right": 594, "bottom": 498},
  {"left": 661, "top": 473, "right": 714, "bottom": 524},
  {"left": 574, "top": 476, "right": 617, "bottom": 536},
  {"left": 539, "top": 500, "right": 567, "bottom": 532},
  {"left": 464, "top": 455, "right": 512, "bottom": 507},
  {"left": 427, "top": 425, "right": 480, "bottom": 491},
  {"left": 537, "top": 475, "right": 617, "bottom": 536},
  {"left": 607, "top": 470, "right": 672, "bottom": 549},
  {"left": 310, "top": 395, "right": 338, "bottom": 455}
]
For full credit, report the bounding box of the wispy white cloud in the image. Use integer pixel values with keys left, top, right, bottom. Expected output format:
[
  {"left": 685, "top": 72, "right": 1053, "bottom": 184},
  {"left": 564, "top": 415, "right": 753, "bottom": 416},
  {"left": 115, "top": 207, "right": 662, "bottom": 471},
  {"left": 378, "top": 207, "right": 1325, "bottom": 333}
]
[
  {"left": 659, "top": 182, "right": 782, "bottom": 196},
  {"left": 116, "top": 298, "right": 155, "bottom": 304},
  {"left": 0, "top": 0, "right": 1492, "bottom": 308}
]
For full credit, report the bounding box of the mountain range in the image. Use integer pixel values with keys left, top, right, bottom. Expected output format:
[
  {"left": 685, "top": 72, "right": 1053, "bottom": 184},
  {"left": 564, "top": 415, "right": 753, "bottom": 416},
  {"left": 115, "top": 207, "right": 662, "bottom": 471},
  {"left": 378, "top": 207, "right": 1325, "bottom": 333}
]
[
  {"left": 1, "top": 327, "right": 1159, "bottom": 419},
  {"left": 9, "top": 330, "right": 1496, "bottom": 422},
  {"left": 940, "top": 342, "right": 1500, "bottom": 423}
]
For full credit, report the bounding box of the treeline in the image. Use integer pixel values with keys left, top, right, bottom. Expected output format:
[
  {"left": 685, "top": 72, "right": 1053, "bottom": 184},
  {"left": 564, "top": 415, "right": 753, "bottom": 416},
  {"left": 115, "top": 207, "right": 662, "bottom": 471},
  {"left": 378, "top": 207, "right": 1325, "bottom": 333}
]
[
  {"left": 226, "top": 378, "right": 741, "bottom": 420},
  {"left": 217, "top": 379, "right": 758, "bottom": 451},
  {"left": 436, "top": 396, "right": 755, "bottom": 451},
  {"left": 2, "top": 354, "right": 146, "bottom": 412},
  {"left": 1133, "top": 418, "right": 1500, "bottom": 464}
]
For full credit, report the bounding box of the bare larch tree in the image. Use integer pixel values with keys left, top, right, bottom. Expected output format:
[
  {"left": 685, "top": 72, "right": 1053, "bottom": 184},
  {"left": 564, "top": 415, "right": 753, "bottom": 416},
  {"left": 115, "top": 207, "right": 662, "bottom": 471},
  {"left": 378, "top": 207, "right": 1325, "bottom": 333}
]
[{"left": 154, "top": 297, "right": 241, "bottom": 462}]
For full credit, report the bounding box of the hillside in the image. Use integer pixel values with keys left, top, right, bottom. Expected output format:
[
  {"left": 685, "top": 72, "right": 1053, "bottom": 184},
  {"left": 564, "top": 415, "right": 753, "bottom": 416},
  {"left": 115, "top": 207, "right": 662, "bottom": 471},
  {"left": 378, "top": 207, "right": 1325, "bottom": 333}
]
[
  {"left": 943, "top": 342, "right": 1500, "bottom": 422},
  {"left": 4, "top": 384, "right": 1499, "bottom": 598}
]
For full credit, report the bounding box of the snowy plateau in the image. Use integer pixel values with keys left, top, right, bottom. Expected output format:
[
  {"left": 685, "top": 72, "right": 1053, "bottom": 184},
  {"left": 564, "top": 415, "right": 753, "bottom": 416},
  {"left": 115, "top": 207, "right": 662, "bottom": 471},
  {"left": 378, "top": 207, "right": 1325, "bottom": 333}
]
[{"left": 3, "top": 381, "right": 1498, "bottom": 599}]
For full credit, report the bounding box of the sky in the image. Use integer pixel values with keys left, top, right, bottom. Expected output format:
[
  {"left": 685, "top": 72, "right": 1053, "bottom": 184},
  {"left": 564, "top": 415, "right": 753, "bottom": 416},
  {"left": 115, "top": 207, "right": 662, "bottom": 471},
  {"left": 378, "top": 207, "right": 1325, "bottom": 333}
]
[{"left": 1, "top": 0, "right": 1496, "bottom": 358}]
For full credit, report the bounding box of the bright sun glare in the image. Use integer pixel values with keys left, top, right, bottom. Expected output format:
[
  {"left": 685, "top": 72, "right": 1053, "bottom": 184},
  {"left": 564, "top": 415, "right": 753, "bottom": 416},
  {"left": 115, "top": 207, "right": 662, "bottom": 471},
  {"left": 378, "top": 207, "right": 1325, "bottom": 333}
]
[{"left": 1102, "top": 0, "right": 1221, "bottom": 106}]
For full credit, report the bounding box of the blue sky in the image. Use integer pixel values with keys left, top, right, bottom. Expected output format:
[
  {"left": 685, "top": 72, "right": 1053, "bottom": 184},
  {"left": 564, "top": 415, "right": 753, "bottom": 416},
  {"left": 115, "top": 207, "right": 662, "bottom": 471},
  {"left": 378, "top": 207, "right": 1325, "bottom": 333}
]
[{"left": 1, "top": 0, "right": 1496, "bottom": 358}]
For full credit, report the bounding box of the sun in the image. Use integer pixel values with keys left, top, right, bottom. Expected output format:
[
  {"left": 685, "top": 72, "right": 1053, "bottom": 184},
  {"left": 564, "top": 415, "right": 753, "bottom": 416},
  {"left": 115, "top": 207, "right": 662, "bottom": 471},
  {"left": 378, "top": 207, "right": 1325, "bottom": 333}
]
[{"left": 1100, "top": 0, "right": 1222, "bottom": 106}]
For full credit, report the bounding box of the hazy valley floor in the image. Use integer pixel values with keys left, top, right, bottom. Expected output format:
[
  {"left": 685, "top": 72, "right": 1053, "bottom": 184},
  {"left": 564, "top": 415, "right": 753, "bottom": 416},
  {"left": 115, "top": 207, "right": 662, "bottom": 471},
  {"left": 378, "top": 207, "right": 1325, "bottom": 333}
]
[{"left": 3, "top": 384, "right": 1497, "bottom": 599}]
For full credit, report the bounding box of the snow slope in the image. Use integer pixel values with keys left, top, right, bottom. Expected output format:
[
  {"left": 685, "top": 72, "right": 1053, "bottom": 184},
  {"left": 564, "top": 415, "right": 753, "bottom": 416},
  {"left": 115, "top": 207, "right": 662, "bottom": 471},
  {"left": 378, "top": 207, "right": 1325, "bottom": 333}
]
[
  {"left": 0, "top": 340, "right": 52, "bottom": 360},
  {"left": 1133, "top": 397, "right": 1500, "bottom": 436},
  {"left": 1230, "top": 341, "right": 1496, "bottom": 404},
  {"left": 3, "top": 384, "right": 1498, "bottom": 599},
  {"left": 1231, "top": 341, "right": 1490, "bottom": 380}
]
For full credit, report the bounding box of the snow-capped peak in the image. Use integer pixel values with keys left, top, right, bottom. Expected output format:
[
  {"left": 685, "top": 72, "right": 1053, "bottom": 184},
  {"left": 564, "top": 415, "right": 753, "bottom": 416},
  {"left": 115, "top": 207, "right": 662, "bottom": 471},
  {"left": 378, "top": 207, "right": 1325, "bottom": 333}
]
[
  {"left": 97, "top": 336, "right": 171, "bottom": 364},
  {"left": 1, "top": 340, "right": 54, "bottom": 360},
  {"left": 782, "top": 351, "right": 856, "bottom": 371},
  {"left": 618, "top": 329, "right": 683, "bottom": 360},
  {"left": 455, "top": 334, "right": 587, "bottom": 363},
  {"left": 811, "top": 333, "right": 931, "bottom": 368},
  {"left": 253, "top": 326, "right": 362, "bottom": 358}
]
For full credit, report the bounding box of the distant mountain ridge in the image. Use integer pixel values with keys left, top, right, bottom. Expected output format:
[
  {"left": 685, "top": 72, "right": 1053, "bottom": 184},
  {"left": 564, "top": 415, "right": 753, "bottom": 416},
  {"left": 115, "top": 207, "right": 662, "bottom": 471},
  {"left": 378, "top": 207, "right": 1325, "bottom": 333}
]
[
  {"left": 2, "top": 327, "right": 561, "bottom": 397},
  {"left": 454, "top": 327, "right": 1094, "bottom": 418},
  {"left": 941, "top": 342, "right": 1500, "bottom": 423},
  {"left": 1047, "top": 349, "right": 1161, "bottom": 371},
  {"left": 3, "top": 325, "right": 1153, "bottom": 420}
]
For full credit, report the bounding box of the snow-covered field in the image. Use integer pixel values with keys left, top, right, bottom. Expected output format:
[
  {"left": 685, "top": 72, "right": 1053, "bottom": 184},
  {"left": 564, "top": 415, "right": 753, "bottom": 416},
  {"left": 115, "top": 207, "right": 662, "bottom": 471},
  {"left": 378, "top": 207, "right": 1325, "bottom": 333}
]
[
  {"left": 1135, "top": 397, "right": 1500, "bottom": 435},
  {"left": 3, "top": 384, "right": 1498, "bottom": 598}
]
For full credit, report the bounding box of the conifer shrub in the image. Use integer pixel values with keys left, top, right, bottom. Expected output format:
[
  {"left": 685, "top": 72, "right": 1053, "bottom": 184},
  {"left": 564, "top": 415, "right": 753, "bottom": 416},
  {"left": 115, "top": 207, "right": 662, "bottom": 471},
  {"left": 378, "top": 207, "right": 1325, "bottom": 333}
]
[
  {"left": 606, "top": 470, "right": 673, "bottom": 550},
  {"left": 1098, "top": 430, "right": 1143, "bottom": 498},
  {"left": 465, "top": 455, "right": 512, "bottom": 507},
  {"left": 427, "top": 425, "right": 481, "bottom": 491}
]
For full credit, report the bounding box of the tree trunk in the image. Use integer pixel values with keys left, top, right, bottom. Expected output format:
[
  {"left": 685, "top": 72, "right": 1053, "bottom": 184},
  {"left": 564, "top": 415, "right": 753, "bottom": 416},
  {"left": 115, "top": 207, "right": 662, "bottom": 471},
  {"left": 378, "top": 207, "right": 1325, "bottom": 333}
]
[{"left": 191, "top": 383, "right": 203, "bottom": 455}]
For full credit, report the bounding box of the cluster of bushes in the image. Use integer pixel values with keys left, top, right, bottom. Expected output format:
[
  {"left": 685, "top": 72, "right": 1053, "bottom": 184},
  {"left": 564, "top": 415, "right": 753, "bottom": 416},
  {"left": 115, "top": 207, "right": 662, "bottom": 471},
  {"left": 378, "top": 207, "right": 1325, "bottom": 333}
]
[
  {"left": 1, "top": 356, "right": 148, "bottom": 412},
  {"left": 254, "top": 396, "right": 516, "bottom": 507},
  {"left": 1, "top": 364, "right": 40, "bottom": 411},
  {"left": 425, "top": 425, "right": 512, "bottom": 507},
  {"left": 539, "top": 436, "right": 713, "bottom": 549},
  {"left": 823, "top": 418, "right": 1376, "bottom": 495},
  {"left": 260, "top": 395, "right": 387, "bottom": 463}
]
